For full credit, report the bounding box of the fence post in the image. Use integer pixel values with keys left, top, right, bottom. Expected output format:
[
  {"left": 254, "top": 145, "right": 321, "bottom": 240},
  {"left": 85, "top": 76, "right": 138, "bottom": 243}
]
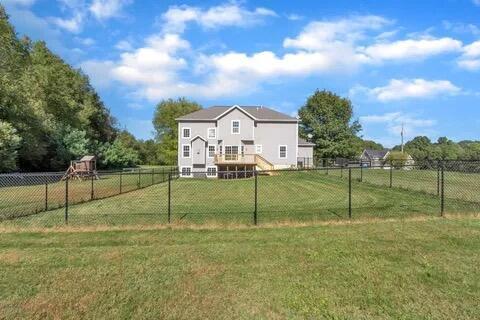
[
  {"left": 167, "top": 173, "right": 171, "bottom": 223},
  {"left": 90, "top": 174, "right": 94, "bottom": 200},
  {"left": 151, "top": 168, "right": 154, "bottom": 185},
  {"left": 441, "top": 161, "right": 445, "bottom": 216},
  {"left": 254, "top": 170, "right": 258, "bottom": 225},
  {"left": 437, "top": 161, "right": 440, "bottom": 196},
  {"left": 65, "top": 176, "right": 69, "bottom": 225},
  {"left": 119, "top": 171, "right": 123, "bottom": 194},
  {"left": 138, "top": 169, "right": 141, "bottom": 188},
  {"left": 348, "top": 168, "right": 352, "bottom": 219},
  {"left": 45, "top": 177, "right": 48, "bottom": 211},
  {"left": 341, "top": 165, "right": 343, "bottom": 178},
  {"left": 360, "top": 163, "right": 363, "bottom": 182},
  {"left": 389, "top": 160, "right": 393, "bottom": 188}
]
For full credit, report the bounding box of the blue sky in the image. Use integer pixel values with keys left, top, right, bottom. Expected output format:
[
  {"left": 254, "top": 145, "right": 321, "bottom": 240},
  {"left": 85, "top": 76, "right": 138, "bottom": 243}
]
[{"left": 2, "top": 0, "right": 480, "bottom": 146}]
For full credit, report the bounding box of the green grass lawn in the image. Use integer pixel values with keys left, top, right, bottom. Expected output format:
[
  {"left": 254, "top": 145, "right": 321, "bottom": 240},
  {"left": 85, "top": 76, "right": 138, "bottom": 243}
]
[
  {"left": 2, "top": 169, "right": 479, "bottom": 228},
  {"left": 0, "top": 217, "right": 479, "bottom": 319},
  {"left": 0, "top": 170, "right": 172, "bottom": 221}
]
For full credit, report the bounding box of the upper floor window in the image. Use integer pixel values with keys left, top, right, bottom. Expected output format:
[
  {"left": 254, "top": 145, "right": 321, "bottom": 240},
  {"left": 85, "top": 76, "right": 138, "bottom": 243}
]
[
  {"left": 279, "top": 145, "right": 287, "bottom": 159},
  {"left": 255, "top": 145, "right": 263, "bottom": 154},
  {"left": 182, "top": 144, "right": 191, "bottom": 158},
  {"left": 182, "top": 127, "right": 191, "bottom": 139},
  {"left": 231, "top": 120, "right": 240, "bottom": 134},
  {"left": 207, "top": 128, "right": 217, "bottom": 139}
]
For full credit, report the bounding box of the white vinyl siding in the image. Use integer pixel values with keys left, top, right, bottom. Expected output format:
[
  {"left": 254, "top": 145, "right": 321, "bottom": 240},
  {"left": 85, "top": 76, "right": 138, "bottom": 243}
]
[
  {"left": 279, "top": 145, "right": 287, "bottom": 159},
  {"left": 182, "top": 144, "right": 191, "bottom": 158},
  {"left": 231, "top": 120, "right": 240, "bottom": 134}
]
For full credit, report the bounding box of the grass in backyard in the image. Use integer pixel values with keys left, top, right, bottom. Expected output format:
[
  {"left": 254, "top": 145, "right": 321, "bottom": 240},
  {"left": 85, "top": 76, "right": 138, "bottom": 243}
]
[
  {"left": 0, "top": 217, "right": 479, "bottom": 319},
  {"left": 2, "top": 170, "right": 479, "bottom": 228}
]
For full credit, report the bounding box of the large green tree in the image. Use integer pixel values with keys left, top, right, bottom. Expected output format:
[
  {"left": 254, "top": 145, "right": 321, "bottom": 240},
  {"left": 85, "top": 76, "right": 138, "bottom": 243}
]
[
  {"left": 153, "top": 98, "right": 201, "bottom": 164},
  {"left": 0, "top": 4, "right": 118, "bottom": 172},
  {"left": 298, "top": 90, "right": 361, "bottom": 159}
]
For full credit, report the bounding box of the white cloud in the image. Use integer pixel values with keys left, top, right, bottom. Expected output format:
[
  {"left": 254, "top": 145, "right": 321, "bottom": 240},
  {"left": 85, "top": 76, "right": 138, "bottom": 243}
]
[
  {"left": 283, "top": 15, "right": 391, "bottom": 51},
  {"left": 75, "top": 37, "right": 95, "bottom": 46},
  {"left": 80, "top": 60, "right": 116, "bottom": 88},
  {"left": 89, "top": 0, "right": 132, "bottom": 20},
  {"left": 442, "top": 21, "right": 480, "bottom": 36},
  {"left": 50, "top": 12, "right": 84, "bottom": 33},
  {"left": 160, "top": 3, "right": 277, "bottom": 33},
  {"left": 80, "top": 13, "right": 469, "bottom": 101},
  {"left": 115, "top": 40, "right": 133, "bottom": 51},
  {"left": 457, "top": 40, "right": 480, "bottom": 71},
  {"left": 356, "top": 79, "right": 461, "bottom": 102},
  {"left": 361, "top": 37, "right": 462, "bottom": 62},
  {"left": 286, "top": 13, "right": 303, "bottom": 21},
  {"left": 473, "top": 0, "right": 480, "bottom": 6}
]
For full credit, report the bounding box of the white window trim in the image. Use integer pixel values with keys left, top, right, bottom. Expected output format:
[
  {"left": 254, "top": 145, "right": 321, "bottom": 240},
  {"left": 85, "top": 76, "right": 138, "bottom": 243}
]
[
  {"left": 182, "top": 144, "right": 191, "bottom": 158},
  {"left": 279, "top": 145, "right": 287, "bottom": 159},
  {"left": 180, "top": 166, "right": 192, "bottom": 178},
  {"left": 206, "top": 166, "right": 217, "bottom": 178},
  {"left": 207, "top": 127, "right": 217, "bottom": 139},
  {"left": 231, "top": 120, "right": 240, "bottom": 134},
  {"left": 182, "top": 127, "right": 191, "bottom": 139},
  {"left": 255, "top": 144, "right": 263, "bottom": 154},
  {"left": 207, "top": 144, "right": 216, "bottom": 158}
]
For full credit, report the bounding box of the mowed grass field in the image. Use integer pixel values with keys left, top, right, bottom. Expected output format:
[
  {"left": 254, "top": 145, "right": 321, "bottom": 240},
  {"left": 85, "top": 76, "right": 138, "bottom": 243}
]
[
  {"left": 0, "top": 217, "right": 479, "bottom": 319},
  {"left": 2, "top": 168, "right": 479, "bottom": 228}
]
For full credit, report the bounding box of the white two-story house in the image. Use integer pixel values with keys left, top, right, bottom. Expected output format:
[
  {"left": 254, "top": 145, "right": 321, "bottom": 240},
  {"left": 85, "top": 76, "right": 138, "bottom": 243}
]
[{"left": 176, "top": 105, "right": 314, "bottom": 178}]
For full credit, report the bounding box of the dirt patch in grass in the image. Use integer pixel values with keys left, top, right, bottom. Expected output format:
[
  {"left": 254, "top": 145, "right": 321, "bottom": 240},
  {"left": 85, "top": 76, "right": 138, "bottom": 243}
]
[{"left": 0, "top": 251, "right": 22, "bottom": 264}]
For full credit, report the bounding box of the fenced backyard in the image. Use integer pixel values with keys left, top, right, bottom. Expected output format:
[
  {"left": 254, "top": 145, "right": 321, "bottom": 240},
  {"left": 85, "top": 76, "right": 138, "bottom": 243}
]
[{"left": 0, "top": 161, "right": 479, "bottom": 228}]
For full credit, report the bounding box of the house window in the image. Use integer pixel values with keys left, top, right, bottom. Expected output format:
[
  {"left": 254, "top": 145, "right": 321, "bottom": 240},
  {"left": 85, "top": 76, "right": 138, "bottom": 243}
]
[
  {"left": 231, "top": 120, "right": 240, "bottom": 134},
  {"left": 279, "top": 145, "right": 287, "bottom": 158},
  {"left": 207, "top": 166, "right": 217, "bottom": 177},
  {"left": 208, "top": 145, "right": 216, "bottom": 158},
  {"left": 207, "top": 128, "right": 216, "bottom": 139},
  {"left": 241, "top": 146, "right": 245, "bottom": 157},
  {"left": 182, "top": 144, "right": 190, "bottom": 158},
  {"left": 219, "top": 145, "right": 223, "bottom": 155},
  {"left": 181, "top": 166, "right": 192, "bottom": 177},
  {"left": 182, "top": 127, "right": 191, "bottom": 139},
  {"left": 255, "top": 145, "right": 262, "bottom": 154}
]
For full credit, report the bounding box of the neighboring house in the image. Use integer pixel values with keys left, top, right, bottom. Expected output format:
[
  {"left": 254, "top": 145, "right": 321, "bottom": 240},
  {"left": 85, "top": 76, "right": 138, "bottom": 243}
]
[
  {"left": 360, "top": 149, "right": 415, "bottom": 168},
  {"left": 360, "top": 149, "right": 390, "bottom": 168},
  {"left": 297, "top": 137, "right": 315, "bottom": 168},
  {"left": 176, "top": 105, "right": 314, "bottom": 178}
]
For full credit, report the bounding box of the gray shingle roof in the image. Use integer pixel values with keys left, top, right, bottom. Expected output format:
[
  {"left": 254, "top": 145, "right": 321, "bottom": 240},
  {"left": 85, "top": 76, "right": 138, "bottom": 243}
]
[
  {"left": 176, "top": 105, "right": 297, "bottom": 121},
  {"left": 298, "top": 137, "right": 315, "bottom": 146},
  {"left": 363, "top": 149, "right": 389, "bottom": 159}
]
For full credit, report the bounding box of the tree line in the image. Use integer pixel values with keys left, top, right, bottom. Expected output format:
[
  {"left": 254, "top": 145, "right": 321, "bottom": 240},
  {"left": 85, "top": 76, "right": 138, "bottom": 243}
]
[{"left": 1, "top": 5, "right": 139, "bottom": 172}]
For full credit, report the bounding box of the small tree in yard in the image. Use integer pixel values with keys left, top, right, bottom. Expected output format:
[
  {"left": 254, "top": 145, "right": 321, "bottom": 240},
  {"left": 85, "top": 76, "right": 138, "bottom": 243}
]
[
  {"left": 100, "top": 139, "right": 139, "bottom": 168},
  {"left": 387, "top": 151, "right": 410, "bottom": 168}
]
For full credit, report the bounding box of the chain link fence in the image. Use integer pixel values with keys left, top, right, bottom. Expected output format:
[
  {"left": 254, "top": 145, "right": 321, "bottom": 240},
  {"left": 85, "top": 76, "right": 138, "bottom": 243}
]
[{"left": 0, "top": 161, "right": 479, "bottom": 228}]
